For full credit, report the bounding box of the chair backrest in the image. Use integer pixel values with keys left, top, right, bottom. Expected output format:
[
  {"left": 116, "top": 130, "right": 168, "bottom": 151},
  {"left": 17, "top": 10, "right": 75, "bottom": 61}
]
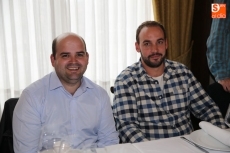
[
  {"left": 207, "top": 82, "right": 230, "bottom": 117},
  {"left": 110, "top": 86, "right": 114, "bottom": 94},
  {"left": 0, "top": 98, "right": 19, "bottom": 153}
]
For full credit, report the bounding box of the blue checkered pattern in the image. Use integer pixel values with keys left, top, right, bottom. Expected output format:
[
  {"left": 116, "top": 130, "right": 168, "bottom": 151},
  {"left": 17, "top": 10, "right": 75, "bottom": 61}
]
[
  {"left": 207, "top": 0, "right": 230, "bottom": 81},
  {"left": 112, "top": 59, "right": 226, "bottom": 143}
]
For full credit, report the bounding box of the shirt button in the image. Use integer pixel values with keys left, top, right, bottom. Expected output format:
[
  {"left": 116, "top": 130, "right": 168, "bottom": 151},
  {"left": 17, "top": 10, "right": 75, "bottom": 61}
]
[
  {"left": 154, "top": 81, "right": 158, "bottom": 84},
  {"left": 158, "top": 95, "right": 162, "bottom": 99}
]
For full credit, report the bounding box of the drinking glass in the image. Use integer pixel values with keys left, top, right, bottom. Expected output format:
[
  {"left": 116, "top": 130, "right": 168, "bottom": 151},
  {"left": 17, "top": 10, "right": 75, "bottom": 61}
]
[
  {"left": 58, "top": 140, "right": 71, "bottom": 153},
  {"left": 39, "top": 131, "right": 61, "bottom": 153}
]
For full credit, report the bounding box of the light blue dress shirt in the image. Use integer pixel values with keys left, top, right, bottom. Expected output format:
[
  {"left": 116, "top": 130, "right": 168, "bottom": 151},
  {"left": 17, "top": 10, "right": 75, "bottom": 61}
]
[{"left": 13, "top": 72, "right": 119, "bottom": 153}]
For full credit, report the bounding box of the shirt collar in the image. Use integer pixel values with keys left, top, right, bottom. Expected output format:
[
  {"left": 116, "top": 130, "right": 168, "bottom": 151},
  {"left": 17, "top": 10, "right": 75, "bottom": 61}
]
[
  {"left": 49, "top": 72, "right": 63, "bottom": 90},
  {"left": 137, "top": 59, "right": 177, "bottom": 81},
  {"left": 49, "top": 71, "right": 94, "bottom": 91}
]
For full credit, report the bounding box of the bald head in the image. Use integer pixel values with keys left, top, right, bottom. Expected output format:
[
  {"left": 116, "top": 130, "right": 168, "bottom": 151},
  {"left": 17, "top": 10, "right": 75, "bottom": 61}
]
[{"left": 52, "top": 32, "right": 87, "bottom": 59}]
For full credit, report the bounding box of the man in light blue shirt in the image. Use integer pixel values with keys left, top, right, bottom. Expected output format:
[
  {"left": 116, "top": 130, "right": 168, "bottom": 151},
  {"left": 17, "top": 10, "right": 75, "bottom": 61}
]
[{"left": 13, "top": 32, "right": 119, "bottom": 153}]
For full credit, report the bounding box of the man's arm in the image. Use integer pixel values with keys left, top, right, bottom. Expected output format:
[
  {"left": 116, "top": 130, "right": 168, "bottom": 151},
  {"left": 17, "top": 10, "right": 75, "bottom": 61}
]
[
  {"left": 13, "top": 91, "right": 41, "bottom": 153},
  {"left": 218, "top": 78, "right": 230, "bottom": 92},
  {"left": 112, "top": 80, "right": 149, "bottom": 143},
  {"left": 206, "top": 0, "right": 230, "bottom": 91},
  {"left": 188, "top": 73, "right": 227, "bottom": 128},
  {"left": 97, "top": 90, "right": 119, "bottom": 147}
]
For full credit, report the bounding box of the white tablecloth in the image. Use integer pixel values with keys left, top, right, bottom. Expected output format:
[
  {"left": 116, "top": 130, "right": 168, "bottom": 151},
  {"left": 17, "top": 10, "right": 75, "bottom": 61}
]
[{"left": 96, "top": 135, "right": 229, "bottom": 153}]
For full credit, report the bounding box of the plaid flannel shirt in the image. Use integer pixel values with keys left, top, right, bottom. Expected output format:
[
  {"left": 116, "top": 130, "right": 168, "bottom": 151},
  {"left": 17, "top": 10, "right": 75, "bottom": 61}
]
[
  {"left": 206, "top": 0, "right": 230, "bottom": 81},
  {"left": 112, "top": 59, "right": 226, "bottom": 143}
]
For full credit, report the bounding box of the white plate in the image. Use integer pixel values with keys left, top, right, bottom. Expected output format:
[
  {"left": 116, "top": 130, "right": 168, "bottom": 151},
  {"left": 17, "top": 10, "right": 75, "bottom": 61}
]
[
  {"left": 39, "top": 149, "right": 82, "bottom": 153},
  {"left": 189, "top": 129, "right": 230, "bottom": 151}
]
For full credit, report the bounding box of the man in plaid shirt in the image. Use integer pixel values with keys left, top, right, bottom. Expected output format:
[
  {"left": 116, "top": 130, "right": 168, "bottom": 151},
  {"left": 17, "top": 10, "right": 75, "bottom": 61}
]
[
  {"left": 207, "top": 0, "right": 230, "bottom": 92},
  {"left": 112, "top": 21, "right": 226, "bottom": 143}
]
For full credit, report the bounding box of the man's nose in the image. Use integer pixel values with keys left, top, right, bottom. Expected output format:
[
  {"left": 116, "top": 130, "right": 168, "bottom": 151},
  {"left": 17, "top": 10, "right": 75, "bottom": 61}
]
[
  {"left": 70, "top": 56, "right": 78, "bottom": 63},
  {"left": 151, "top": 44, "right": 158, "bottom": 52}
]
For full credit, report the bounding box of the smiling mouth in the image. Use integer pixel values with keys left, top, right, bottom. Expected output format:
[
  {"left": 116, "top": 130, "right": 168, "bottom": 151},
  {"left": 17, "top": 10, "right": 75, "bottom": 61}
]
[{"left": 67, "top": 67, "right": 80, "bottom": 70}]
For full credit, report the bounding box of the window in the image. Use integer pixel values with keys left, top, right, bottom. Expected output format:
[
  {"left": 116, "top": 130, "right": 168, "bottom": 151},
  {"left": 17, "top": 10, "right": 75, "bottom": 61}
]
[{"left": 0, "top": 0, "right": 153, "bottom": 115}]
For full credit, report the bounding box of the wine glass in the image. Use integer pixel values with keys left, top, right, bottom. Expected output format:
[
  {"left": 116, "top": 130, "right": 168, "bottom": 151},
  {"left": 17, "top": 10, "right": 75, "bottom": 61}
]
[
  {"left": 39, "top": 131, "right": 61, "bottom": 153},
  {"left": 58, "top": 140, "right": 71, "bottom": 153}
]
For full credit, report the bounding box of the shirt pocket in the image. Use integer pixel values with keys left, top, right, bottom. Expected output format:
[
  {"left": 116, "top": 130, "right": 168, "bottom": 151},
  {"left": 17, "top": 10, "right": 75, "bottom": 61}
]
[{"left": 167, "top": 86, "right": 189, "bottom": 112}]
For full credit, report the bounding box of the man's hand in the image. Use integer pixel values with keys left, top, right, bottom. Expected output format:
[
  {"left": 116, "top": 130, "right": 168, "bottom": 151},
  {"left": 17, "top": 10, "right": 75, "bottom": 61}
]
[{"left": 218, "top": 78, "right": 230, "bottom": 92}]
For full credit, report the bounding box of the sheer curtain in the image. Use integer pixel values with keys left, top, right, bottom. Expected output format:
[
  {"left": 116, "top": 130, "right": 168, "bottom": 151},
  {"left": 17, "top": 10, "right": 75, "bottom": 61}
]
[{"left": 0, "top": 0, "right": 153, "bottom": 116}]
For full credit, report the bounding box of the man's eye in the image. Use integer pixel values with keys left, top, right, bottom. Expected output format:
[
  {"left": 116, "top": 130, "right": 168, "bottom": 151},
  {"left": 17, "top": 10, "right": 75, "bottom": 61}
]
[
  {"left": 77, "top": 53, "right": 85, "bottom": 57},
  {"left": 157, "top": 40, "right": 164, "bottom": 44},
  {"left": 62, "top": 54, "right": 69, "bottom": 58},
  {"left": 144, "top": 42, "right": 150, "bottom": 46}
]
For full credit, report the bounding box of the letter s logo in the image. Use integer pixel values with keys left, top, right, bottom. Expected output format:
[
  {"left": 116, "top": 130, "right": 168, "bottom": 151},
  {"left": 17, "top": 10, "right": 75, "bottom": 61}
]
[{"left": 212, "top": 4, "right": 220, "bottom": 12}]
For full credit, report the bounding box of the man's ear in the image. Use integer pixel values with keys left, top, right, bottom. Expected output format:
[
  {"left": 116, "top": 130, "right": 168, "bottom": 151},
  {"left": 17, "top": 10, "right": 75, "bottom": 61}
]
[
  {"left": 86, "top": 52, "right": 89, "bottom": 64},
  {"left": 165, "top": 39, "right": 168, "bottom": 50},
  {"left": 86, "top": 52, "right": 89, "bottom": 57},
  {"left": 135, "top": 42, "right": 140, "bottom": 53},
  {"left": 50, "top": 54, "right": 55, "bottom": 67}
]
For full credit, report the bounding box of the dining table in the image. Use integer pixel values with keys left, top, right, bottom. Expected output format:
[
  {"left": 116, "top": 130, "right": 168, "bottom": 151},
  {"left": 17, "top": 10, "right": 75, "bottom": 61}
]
[{"left": 96, "top": 129, "right": 230, "bottom": 153}]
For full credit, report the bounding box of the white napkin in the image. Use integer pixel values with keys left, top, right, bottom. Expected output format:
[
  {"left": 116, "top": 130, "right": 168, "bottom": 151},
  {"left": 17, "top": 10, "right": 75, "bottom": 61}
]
[{"left": 199, "top": 121, "right": 230, "bottom": 146}]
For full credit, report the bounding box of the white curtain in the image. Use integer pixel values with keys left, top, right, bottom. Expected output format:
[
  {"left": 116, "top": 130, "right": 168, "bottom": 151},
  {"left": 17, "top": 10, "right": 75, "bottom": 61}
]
[{"left": 0, "top": 0, "right": 153, "bottom": 116}]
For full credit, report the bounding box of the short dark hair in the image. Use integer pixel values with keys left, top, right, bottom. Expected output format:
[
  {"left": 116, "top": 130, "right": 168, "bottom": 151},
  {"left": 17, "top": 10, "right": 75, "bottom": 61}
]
[
  {"left": 52, "top": 35, "right": 87, "bottom": 59},
  {"left": 52, "top": 37, "right": 57, "bottom": 58},
  {"left": 136, "top": 21, "right": 166, "bottom": 44}
]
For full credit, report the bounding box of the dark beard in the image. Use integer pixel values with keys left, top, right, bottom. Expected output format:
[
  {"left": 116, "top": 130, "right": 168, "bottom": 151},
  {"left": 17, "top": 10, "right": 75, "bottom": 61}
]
[{"left": 141, "top": 52, "right": 165, "bottom": 68}]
